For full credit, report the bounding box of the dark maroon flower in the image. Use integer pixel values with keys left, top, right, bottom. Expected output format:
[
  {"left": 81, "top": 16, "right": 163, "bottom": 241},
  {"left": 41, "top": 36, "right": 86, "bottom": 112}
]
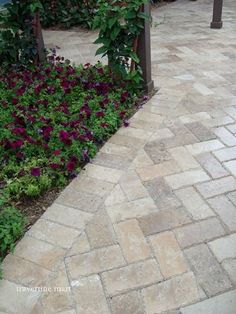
[
  {"left": 59, "top": 130, "right": 72, "bottom": 145},
  {"left": 96, "top": 111, "right": 105, "bottom": 118},
  {"left": 16, "top": 86, "right": 26, "bottom": 96},
  {"left": 49, "top": 163, "right": 60, "bottom": 169},
  {"left": 30, "top": 167, "right": 41, "bottom": 177},
  {"left": 101, "top": 122, "right": 109, "bottom": 128},
  {"left": 11, "top": 139, "right": 24, "bottom": 149},
  {"left": 12, "top": 127, "right": 25, "bottom": 136},
  {"left": 53, "top": 149, "right": 61, "bottom": 155},
  {"left": 12, "top": 98, "right": 18, "bottom": 105},
  {"left": 121, "top": 91, "right": 130, "bottom": 103},
  {"left": 66, "top": 156, "right": 77, "bottom": 172},
  {"left": 124, "top": 120, "right": 129, "bottom": 127}
]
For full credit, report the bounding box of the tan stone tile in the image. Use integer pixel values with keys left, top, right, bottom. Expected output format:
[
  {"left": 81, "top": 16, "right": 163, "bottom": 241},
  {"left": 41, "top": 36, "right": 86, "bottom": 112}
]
[
  {"left": 67, "top": 232, "right": 90, "bottom": 257},
  {"left": 13, "top": 236, "right": 66, "bottom": 271},
  {"left": 71, "top": 275, "right": 109, "bottom": 314},
  {"left": 120, "top": 179, "right": 148, "bottom": 201},
  {"left": 105, "top": 184, "right": 127, "bottom": 206},
  {"left": 27, "top": 219, "right": 80, "bottom": 249},
  {"left": 109, "top": 290, "right": 144, "bottom": 314},
  {"left": 117, "top": 126, "right": 153, "bottom": 141},
  {"left": 168, "top": 146, "right": 200, "bottom": 170},
  {"left": 196, "top": 153, "right": 229, "bottom": 179},
  {"left": 129, "top": 149, "right": 154, "bottom": 169},
  {"left": 142, "top": 272, "right": 200, "bottom": 314},
  {"left": 150, "top": 231, "right": 188, "bottom": 278},
  {"left": 84, "top": 163, "right": 124, "bottom": 183},
  {"left": 66, "top": 245, "right": 125, "bottom": 278},
  {"left": 102, "top": 259, "right": 162, "bottom": 296},
  {"left": 196, "top": 176, "right": 236, "bottom": 198},
  {"left": 186, "top": 140, "right": 224, "bottom": 155},
  {"left": 114, "top": 219, "right": 150, "bottom": 263}
]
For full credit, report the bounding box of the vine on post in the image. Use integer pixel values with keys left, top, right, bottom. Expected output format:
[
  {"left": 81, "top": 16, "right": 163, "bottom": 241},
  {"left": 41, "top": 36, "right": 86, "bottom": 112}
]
[
  {"left": 93, "top": 0, "right": 148, "bottom": 88},
  {"left": 0, "top": 0, "right": 44, "bottom": 66}
]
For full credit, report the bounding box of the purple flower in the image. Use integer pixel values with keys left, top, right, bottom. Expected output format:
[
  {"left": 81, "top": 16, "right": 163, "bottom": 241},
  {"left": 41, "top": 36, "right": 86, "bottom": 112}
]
[
  {"left": 96, "top": 111, "right": 105, "bottom": 118},
  {"left": 49, "top": 163, "right": 60, "bottom": 169},
  {"left": 12, "top": 127, "right": 25, "bottom": 136},
  {"left": 59, "top": 130, "right": 72, "bottom": 145},
  {"left": 66, "top": 156, "right": 77, "bottom": 172},
  {"left": 30, "top": 167, "right": 41, "bottom": 177}
]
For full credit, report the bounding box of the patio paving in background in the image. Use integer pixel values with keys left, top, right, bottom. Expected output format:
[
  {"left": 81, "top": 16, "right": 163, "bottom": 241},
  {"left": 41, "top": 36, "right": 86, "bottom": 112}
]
[{"left": 1, "top": 0, "right": 236, "bottom": 313}]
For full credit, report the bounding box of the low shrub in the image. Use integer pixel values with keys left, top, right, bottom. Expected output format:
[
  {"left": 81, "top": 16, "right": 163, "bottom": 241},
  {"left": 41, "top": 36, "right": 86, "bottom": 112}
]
[{"left": 0, "top": 54, "right": 140, "bottom": 201}]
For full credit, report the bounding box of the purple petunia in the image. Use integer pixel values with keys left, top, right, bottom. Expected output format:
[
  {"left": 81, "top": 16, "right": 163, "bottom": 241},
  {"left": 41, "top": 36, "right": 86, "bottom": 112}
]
[{"left": 30, "top": 167, "right": 41, "bottom": 177}]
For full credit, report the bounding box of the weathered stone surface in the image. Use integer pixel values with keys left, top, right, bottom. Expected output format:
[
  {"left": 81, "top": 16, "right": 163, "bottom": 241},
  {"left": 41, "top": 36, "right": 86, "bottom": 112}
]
[
  {"left": 213, "top": 146, "right": 236, "bottom": 162},
  {"left": 222, "top": 259, "right": 236, "bottom": 285},
  {"left": 224, "top": 160, "right": 236, "bottom": 177},
  {"left": 66, "top": 245, "right": 125, "bottom": 278},
  {"left": 13, "top": 236, "right": 66, "bottom": 271},
  {"left": 142, "top": 272, "right": 200, "bottom": 314},
  {"left": 84, "top": 163, "right": 124, "bottom": 183},
  {"left": 186, "top": 140, "right": 224, "bottom": 155},
  {"left": 120, "top": 179, "right": 148, "bottom": 201},
  {"left": 208, "top": 234, "right": 236, "bottom": 262},
  {"left": 175, "top": 187, "right": 214, "bottom": 219},
  {"left": 136, "top": 160, "right": 180, "bottom": 181},
  {"left": 27, "top": 219, "right": 80, "bottom": 249},
  {"left": 130, "top": 149, "right": 154, "bottom": 169},
  {"left": 139, "top": 207, "right": 191, "bottom": 236},
  {"left": 92, "top": 152, "right": 132, "bottom": 170},
  {"left": 102, "top": 259, "right": 162, "bottom": 296},
  {"left": 168, "top": 146, "right": 199, "bottom": 170},
  {"left": 109, "top": 290, "right": 144, "bottom": 314},
  {"left": 43, "top": 204, "right": 92, "bottom": 229},
  {"left": 208, "top": 195, "right": 236, "bottom": 231},
  {"left": 144, "top": 140, "right": 172, "bottom": 164},
  {"left": 117, "top": 126, "right": 153, "bottom": 141},
  {"left": 0, "top": 280, "right": 40, "bottom": 314},
  {"left": 165, "top": 169, "right": 210, "bottom": 190},
  {"left": 85, "top": 209, "right": 115, "bottom": 249},
  {"left": 71, "top": 275, "right": 109, "bottom": 314},
  {"left": 2, "top": 255, "right": 51, "bottom": 287},
  {"left": 179, "top": 112, "right": 211, "bottom": 124},
  {"left": 149, "top": 128, "right": 174, "bottom": 141},
  {"left": 67, "top": 232, "right": 90, "bottom": 257},
  {"left": 150, "top": 231, "right": 188, "bottom": 278},
  {"left": 196, "top": 176, "right": 236, "bottom": 199},
  {"left": 181, "top": 290, "right": 236, "bottom": 314},
  {"left": 144, "top": 177, "right": 181, "bottom": 210},
  {"left": 196, "top": 153, "right": 229, "bottom": 179},
  {"left": 106, "top": 197, "right": 157, "bottom": 223},
  {"left": 114, "top": 219, "right": 150, "bottom": 263},
  {"left": 105, "top": 184, "right": 127, "bottom": 206},
  {"left": 174, "top": 218, "right": 225, "bottom": 248},
  {"left": 185, "top": 122, "right": 216, "bottom": 141},
  {"left": 184, "top": 244, "right": 232, "bottom": 296},
  {"left": 56, "top": 189, "right": 104, "bottom": 213},
  {"left": 214, "top": 126, "right": 236, "bottom": 146}
]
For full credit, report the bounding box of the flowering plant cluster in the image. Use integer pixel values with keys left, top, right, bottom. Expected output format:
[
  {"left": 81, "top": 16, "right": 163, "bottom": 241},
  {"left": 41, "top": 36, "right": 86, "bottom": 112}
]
[{"left": 0, "top": 55, "right": 139, "bottom": 200}]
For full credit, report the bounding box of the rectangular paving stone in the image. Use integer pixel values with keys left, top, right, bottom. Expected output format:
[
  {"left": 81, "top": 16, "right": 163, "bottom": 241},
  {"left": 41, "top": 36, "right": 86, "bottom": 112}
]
[
  {"left": 175, "top": 187, "right": 214, "bottom": 220},
  {"left": 144, "top": 140, "right": 172, "bottom": 164},
  {"left": 213, "top": 146, "right": 236, "bottom": 162},
  {"left": 208, "top": 234, "right": 236, "bottom": 262},
  {"left": 13, "top": 236, "right": 66, "bottom": 271},
  {"left": 105, "top": 184, "right": 127, "bottom": 206},
  {"left": 149, "top": 128, "right": 174, "bottom": 141},
  {"left": 202, "top": 115, "right": 234, "bottom": 128},
  {"left": 92, "top": 152, "right": 132, "bottom": 170},
  {"left": 0, "top": 280, "right": 40, "bottom": 314},
  {"left": 196, "top": 153, "right": 229, "bottom": 179},
  {"left": 130, "top": 117, "right": 163, "bottom": 132},
  {"left": 185, "top": 122, "right": 216, "bottom": 141},
  {"left": 137, "top": 160, "right": 181, "bottom": 181},
  {"left": 226, "top": 123, "right": 236, "bottom": 134},
  {"left": 223, "top": 160, "right": 236, "bottom": 176},
  {"left": 165, "top": 169, "right": 210, "bottom": 190},
  {"left": 222, "top": 259, "right": 236, "bottom": 285},
  {"left": 85, "top": 209, "right": 116, "bottom": 249},
  {"left": 70, "top": 176, "right": 114, "bottom": 197},
  {"left": 106, "top": 197, "right": 157, "bottom": 223},
  {"left": 71, "top": 275, "right": 109, "bottom": 314},
  {"left": 142, "top": 272, "right": 200, "bottom": 314},
  {"left": 2, "top": 255, "right": 51, "bottom": 288},
  {"left": 174, "top": 218, "right": 225, "bottom": 248},
  {"left": 43, "top": 204, "right": 92, "bottom": 229},
  {"left": 181, "top": 289, "right": 236, "bottom": 314},
  {"left": 224, "top": 106, "right": 236, "bottom": 120},
  {"left": 109, "top": 134, "right": 145, "bottom": 150},
  {"left": 66, "top": 245, "right": 125, "bottom": 278},
  {"left": 208, "top": 195, "right": 236, "bottom": 231},
  {"left": 186, "top": 140, "right": 224, "bottom": 156},
  {"left": 184, "top": 244, "right": 232, "bottom": 297},
  {"left": 168, "top": 146, "right": 200, "bottom": 170},
  {"left": 117, "top": 126, "right": 153, "bottom": 141},
  {"left": 27, "top": 219, "right": 80, "bottom": 249},
  {"left": 109, "top": 290, "right": 144, "bottom": 314},
  {"left": 84, "top": 163, "right": 124, "bottom": 183},
  {"left": 120, "top": 179, "right": 148, "bottom": 201},
  {"left": 149, "top": 231, "right": 188, "bottom": 279},
  {"left": 196, "top": 176, "right": 236, "bottom": 199},
  {"left": 144, "top": 177, "right": 181, "bottom": 210},
  {"left": 102, "top": 259, "right": 162, "bottom": 296},
  {"left": 138, "top": 207, "right": 191, "bottom": 236},
  {"left": 133, "top": 110, "right": 164, "bottom": 123},
  {"left": 55, "top": 188, "right": 104, "bottom": 213},
  {"left": 179, "top": 112, "right": 211, "bottom": 124},
  {"left": 114, "top": 219, "right": 150, "bottom": 263},
  {"left": 100, "top": 142, "right": 135, "bottom": 158},
  {"left": 214, "top": 126, "right": 236, "bottom": 146}
]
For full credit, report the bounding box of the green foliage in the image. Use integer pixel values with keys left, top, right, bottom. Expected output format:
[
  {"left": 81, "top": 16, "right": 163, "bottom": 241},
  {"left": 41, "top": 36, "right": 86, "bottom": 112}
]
[
  {"left": 40, "top": 0, "right": 98, "bottom": 29},
  {"left": 94, "top": 0, "right": 147, "bottom": 88},
  {"left": 0, "top": 0, "right": 43, "bottom": 66},
  {"left": 0, "top": 206, "right": 26, "bottom": 259}
]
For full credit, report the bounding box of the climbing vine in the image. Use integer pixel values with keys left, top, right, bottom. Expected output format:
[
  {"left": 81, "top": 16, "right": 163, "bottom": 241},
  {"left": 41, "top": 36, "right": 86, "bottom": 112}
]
[{"left": 94, "top": 0, "right": 148, "bottom": 86}]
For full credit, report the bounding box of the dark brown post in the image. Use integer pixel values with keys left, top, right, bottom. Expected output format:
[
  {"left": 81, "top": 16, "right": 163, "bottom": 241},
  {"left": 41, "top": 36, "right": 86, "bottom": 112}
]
[
  {"left": 33, "top": 11, "right": 46, "bottom": 63},
  {"left": 137, "top": 1, "right": 154, "bottom": 93},
  {"left": 211, "top": 0, "right": 223, "bottom": 29}
]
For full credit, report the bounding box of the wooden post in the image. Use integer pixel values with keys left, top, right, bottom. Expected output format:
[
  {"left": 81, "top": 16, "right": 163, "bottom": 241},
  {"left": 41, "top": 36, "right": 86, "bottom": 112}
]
[
  {"left": 137, "top": 1, "right": 154, "bottom": 93},
  {"left": 33, "top": 11, "right": 46, "bottom": 63},
  {"left": 211, "top": 0, "right": 223, "bottom": 29}
]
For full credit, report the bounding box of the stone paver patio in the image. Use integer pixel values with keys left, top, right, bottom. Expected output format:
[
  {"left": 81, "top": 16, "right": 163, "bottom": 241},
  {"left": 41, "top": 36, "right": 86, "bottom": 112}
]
[{"left": 1, "top": 0, "right": 236, "bottom": 313}]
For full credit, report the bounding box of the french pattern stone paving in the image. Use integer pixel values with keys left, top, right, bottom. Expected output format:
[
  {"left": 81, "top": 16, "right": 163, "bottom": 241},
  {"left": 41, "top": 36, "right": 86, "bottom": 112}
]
[{"left": 1, "top": 0, "right": 236, "bottom": 313}]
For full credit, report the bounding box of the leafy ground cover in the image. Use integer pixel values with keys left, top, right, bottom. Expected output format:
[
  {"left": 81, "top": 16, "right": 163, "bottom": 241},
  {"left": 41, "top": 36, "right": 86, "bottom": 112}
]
[{"left": 0, "top": 53, "right": 141, "bottom": 267}]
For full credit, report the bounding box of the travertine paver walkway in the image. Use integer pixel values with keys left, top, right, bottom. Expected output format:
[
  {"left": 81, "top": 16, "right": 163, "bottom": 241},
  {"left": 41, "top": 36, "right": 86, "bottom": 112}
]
[{"left": 1, "top": 0, "right": 236, "bottom": 313}]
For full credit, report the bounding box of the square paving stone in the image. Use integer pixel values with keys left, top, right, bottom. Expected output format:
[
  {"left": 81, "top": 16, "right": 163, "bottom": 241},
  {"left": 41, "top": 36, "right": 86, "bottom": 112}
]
[{"left": 109, "top": 290, "right": 144, "bottom": 314}]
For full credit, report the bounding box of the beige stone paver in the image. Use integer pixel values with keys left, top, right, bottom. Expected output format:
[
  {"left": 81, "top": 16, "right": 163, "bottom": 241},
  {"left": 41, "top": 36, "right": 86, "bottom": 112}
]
[{"left": 1, "top": 0, "right": 236, "bottom": 312}]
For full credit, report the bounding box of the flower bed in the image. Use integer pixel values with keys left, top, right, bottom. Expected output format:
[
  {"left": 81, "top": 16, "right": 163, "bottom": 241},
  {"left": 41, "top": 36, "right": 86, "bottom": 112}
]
[{"left": 0, "top": 55, "right": 140, "bottom": 266}]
